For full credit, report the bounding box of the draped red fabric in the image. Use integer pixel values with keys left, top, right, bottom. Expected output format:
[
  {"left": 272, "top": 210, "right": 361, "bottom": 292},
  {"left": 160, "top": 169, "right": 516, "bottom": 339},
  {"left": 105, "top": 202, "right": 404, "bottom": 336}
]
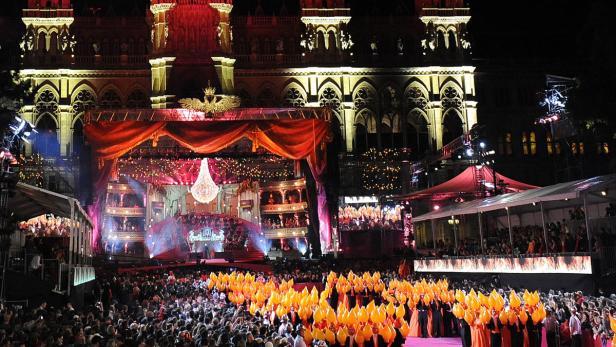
[{"left": 85, "top": 119, "right": 332, "bottom": 251}]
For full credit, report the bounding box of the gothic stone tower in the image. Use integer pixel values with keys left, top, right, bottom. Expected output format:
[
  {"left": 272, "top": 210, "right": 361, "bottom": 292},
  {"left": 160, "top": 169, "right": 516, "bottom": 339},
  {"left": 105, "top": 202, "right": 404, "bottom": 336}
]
[
  {"left": 300, "top": 0, "right": 353, "bottom": 64},
  {"left": 21, "top": 0, "right": 75, "bottom": 66},
  {"left": 149, "top": 0, "right": 235, "bottom": 108},
  {"left": 416, "top": 0, "right": 472, "bottom": 64}
]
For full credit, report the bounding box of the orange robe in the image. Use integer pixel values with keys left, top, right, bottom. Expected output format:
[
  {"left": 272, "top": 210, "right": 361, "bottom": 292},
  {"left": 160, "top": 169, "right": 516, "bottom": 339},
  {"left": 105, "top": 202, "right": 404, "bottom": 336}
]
[
  {"left": 501, "top": 326, "right": 512, "bottom": 347},
  {"left": 470, "top": 324, "right": 490, "bottom": 347},
  {"left": 409, "top": 309, "right": 420, "bottom": 337},
  {"left": 427, "top": 310, "right": 433, "bottom": 337}
]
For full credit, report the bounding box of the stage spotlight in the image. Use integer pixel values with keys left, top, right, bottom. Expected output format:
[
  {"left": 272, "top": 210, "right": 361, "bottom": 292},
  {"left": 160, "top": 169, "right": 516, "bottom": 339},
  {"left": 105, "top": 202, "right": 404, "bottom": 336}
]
[
  {"left": 479, "top": 142, "right": 486, "bottom": 149},
  {"left": 601, "top": 191, "right": 607, "bottom": 196},
  {"left": 433, "top": 205, "right": 440, "bottom": 211},
  {"left": 8, "top": 116, "right": 36, "bottom": 143},
  {"left": 149, "top": 254, "right": 154, "bottom": 259},
  {"left": 465, "top": 148, "right": 474, "bottom": 157}
]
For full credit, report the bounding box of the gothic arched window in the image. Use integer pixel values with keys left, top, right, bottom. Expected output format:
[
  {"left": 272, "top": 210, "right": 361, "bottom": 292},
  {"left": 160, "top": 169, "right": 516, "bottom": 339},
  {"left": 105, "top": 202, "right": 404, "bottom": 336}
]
[
  {"left": 33, "top": 90, "right": 60, "bottom": 157},
  {"left": 530, "top": 131, "right": 537, "bottom": 155},
  {"left": 406, "top": 86, "right": 429, "bottom": 110},
  {"left": 126, "top": 90, "right": 149, "bottom": 108},
  {"left": 353, "top": 86, "right": 376, "bottom": 111},
  {"left": 35, "top": 113, "right": 59, "bottom": 157},
  {"left": 237, "top": 89, "right": 252, "bottom": 107},
  {"left": 407, "top": 110, "right": 430, "bottom": 157},
  {"left": 282, "top": 87, "right": 306, "bottom": 108},
  {"left": 522, "top": 132, "right": 529, "bottom": 155},
  {"left": 256, "top": 87, "right": 275, "bottom": 107},
  {"left": 319, "top": 87, "right": 341, "bottom": 112},
  {"left": 441, "top": 85, "right": 463, "bottom": 109},
  {"left": 72, "top": 117, "right": 84, "bottom": 157},
  {"left": 35, "top": 90, "right": 59, "bottom": 116},
  {"left": 99, "top": 90, "right": 122, "bottom": 109},
  {"left": 72, "top": 89, "right": 96, "bottom": 118},
  {"left": 442, "top": 110, "right": 463, "bottom": 145}
]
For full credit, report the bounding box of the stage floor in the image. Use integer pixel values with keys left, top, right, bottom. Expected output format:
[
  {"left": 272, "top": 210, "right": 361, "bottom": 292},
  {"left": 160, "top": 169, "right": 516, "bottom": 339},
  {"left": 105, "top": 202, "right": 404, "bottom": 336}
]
[{"left": 404, "top": 337, "right": 462, "bottom": 347}]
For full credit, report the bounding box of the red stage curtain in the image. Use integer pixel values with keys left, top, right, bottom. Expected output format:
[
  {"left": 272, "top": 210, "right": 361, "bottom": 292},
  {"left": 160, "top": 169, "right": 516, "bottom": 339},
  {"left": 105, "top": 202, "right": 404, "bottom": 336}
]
[{"left": 85, "top": 119, "right": 332, "bottom": 252}]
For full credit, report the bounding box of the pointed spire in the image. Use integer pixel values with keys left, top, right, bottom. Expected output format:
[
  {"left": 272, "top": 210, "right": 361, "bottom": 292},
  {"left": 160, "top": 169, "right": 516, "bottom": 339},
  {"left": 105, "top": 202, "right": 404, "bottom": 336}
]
[
  {"left": 255, "top": 0, "right": 264, "bottom": 16},
  {"left": 279, "top": 0, "right": 288, "bottom": 16},
  {"left": 104, "top": 1, "right": 115, "bottom": 16},
  {"left": 130, "top": 1, "right": 141, "bottom": 16}
]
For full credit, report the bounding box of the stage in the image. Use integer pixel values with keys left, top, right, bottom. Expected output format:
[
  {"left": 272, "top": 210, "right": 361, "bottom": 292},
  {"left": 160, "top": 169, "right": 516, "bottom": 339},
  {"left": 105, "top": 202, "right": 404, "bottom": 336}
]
[
  {"left": 404, "top": 337, "right": 462, "bottom": 347},
  {"left": 117, "top": 258, "right": 273, "bottom": 274}
]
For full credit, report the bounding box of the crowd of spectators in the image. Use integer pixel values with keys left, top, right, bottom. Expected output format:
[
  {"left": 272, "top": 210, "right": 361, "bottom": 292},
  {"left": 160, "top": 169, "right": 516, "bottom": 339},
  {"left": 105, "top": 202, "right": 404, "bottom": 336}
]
[
  {"left": 428, "top": 208, "right": 616, "bottom": 257},
  {"left": 261, "top": 215, "right": 309, "bottom": 230},
  {"left": 107, "top": 194, "right": 144, "bottom": 209},
  {"left": 18, "top": 214, "right": 71, "bottom": 238},
  {"left": 338, "top": 205, "right": 403, "bottom": 232},
  {"left": 1, "top": 260, "right": 616, "bottom": 346}
]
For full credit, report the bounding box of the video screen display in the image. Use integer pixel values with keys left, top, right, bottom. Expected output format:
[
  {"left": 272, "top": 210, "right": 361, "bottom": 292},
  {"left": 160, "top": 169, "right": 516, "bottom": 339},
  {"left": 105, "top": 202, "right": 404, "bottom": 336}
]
[{"left": 414, "top": 256, "right": 592, "bottom": 275}]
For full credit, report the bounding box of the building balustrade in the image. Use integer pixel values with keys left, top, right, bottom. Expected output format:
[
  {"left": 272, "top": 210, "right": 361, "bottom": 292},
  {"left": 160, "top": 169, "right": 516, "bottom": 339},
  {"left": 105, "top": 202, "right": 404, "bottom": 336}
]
[
  {"left": 105, "top": 207, "right": 146, "bottom": 217},
  {"left": 263, "top": 227, "right": 308, "bottom": 240},
  {"left": 261, "top": 202, "right": 308, "bottom": 214}
]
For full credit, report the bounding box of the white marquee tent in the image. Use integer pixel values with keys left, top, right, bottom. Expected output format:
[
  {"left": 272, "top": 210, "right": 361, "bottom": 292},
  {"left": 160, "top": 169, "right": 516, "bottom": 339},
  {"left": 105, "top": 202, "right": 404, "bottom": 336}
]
[{"left": 413, "top": 174, "right": 616, "bottom": 222}]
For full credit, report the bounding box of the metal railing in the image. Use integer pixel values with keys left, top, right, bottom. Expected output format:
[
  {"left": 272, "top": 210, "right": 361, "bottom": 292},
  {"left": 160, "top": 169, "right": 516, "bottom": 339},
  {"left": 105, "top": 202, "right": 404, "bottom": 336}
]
[
  {"left": 0, "top": 299, "right": 29, "bottom": 309},
  {"left": 421, "top": 8, "right": 470, "bottom": 17},
  {"left": 23, "top": 9, "right": 74, "bottom": 18}
]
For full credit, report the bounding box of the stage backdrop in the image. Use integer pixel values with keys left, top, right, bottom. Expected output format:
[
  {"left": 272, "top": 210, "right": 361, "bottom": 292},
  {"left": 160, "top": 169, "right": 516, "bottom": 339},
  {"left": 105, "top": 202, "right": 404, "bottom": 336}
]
[
  {"left": 414, "top": 255, "right": 592, "bottom": 275},
  {"left": 85, "top": 118, "right": 332, "bottom": 252}
]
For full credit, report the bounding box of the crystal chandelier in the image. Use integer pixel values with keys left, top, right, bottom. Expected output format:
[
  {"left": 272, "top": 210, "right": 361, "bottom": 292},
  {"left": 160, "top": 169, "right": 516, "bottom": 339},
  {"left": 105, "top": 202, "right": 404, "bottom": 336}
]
[{"left": 190, "top": 158, "right": 219, "bottom": 204}]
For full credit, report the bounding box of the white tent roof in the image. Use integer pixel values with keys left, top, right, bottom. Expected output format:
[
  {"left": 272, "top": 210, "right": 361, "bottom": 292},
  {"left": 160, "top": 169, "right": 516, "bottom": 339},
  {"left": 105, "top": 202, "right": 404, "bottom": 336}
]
[
  {"left": 412, "top": 174, "right": 616, "bottom": 222},
  {"left": 11, "top": 182, "right": 93, "bottom": 226}
]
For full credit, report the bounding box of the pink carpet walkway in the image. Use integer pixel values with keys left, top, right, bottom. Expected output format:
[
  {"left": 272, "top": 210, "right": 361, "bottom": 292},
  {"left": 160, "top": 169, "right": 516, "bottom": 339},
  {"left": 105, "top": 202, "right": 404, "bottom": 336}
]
[{"left": 404, "top": 337, "right": 462, "bottom": 347}]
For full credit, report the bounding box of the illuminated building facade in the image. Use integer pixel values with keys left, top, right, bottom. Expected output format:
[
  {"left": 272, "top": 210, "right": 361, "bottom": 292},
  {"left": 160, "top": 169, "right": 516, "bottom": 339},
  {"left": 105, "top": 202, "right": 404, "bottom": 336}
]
[{"left": 2, "top": 0, "right": 477, "bottom": 197}]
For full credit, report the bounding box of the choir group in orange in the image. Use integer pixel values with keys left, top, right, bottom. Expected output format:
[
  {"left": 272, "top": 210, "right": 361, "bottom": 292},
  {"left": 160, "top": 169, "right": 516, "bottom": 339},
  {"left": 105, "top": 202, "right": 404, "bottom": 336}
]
[{"left": 203, "top": 271, "right": 615, "bottom": 346}]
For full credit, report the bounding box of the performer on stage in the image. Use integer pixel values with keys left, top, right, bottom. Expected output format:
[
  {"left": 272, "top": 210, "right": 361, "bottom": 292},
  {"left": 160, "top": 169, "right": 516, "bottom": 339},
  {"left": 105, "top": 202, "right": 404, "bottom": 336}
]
[
  {"left": 417, "top": 297, "right": 429, "bottom": 338},
  {"left": 459, "top": 317, "right": 472, "bottom": 347},
  {"left": 431, "top": 300, "right": 443, "bottom": 337},
  {"left": 526, "top": 312, "right": 543, "bottom": 347},
  {"left": 367, "top": 325, "right": 387, "bottom": 347},
  {"left": 486, "top": 310, "right": 503, "bottom": 347},
  {"left": 442, "top": 301, "right": 456, "bottom": 337},
  {"left": 409, "top": 304, "right": 420, "bottom": 337},
  {"left": 470, "top": 318, "right": 490, "bottom": 347},
  {"left": 509, "top": 316, "right": 524, "bottom": 347}
]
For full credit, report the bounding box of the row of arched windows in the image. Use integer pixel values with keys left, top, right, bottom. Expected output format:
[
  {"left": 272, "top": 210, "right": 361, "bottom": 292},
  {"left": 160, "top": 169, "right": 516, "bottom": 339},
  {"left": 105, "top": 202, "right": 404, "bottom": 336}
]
[
  {"left": 238, "top": 80, "right": 466, "bottom": 155},
  {"left": 31, "top": 87, "right": 149, "bottom": 158},
  {"left": 498, "top": 132, "right": 611, "bottom": 157}
]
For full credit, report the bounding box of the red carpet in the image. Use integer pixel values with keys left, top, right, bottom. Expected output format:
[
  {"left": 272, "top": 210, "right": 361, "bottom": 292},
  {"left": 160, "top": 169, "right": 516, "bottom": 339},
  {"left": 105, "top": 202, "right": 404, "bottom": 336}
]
[{"left": 404, "top": 337, "right": 462, "bottom": 347}]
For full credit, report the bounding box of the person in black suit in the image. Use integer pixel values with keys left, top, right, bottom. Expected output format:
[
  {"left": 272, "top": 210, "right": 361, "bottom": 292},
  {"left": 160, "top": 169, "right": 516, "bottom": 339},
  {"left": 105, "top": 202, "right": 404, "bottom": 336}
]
[
  {"left": 526, "top": 316, "right": 543, "bottom": 347},
  {"left": 442, "top": 302, "right": 456, "bottom": 337},
  {"left": 329, "top": 287, "right": 339, "bottom": 310},
  {"left": 486, "top": 311, "right": 502, "bottom": 347},
  {"left": 459, "top": 318, "right": 472, "bottom": 347},
  {"left": 344, "top": 326, "right": 361, "bottom": 347},
  {"left": 417, "top": 300, "right": 429, "bottom": 338},
  {"left": 509, "top": 317, "right": 524, "bottom": 347},
  {"left": 287, "top": 308, "right": 299, "bottom": 326},
  {"left": 392, "top": 325, "right": 406, "bottom": 347},
  {"left": 365, "top": 325, "right": 387, "bottom": 347},
  {"left": 431, "top": 301, "right": 443, "bottom": 337}
]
